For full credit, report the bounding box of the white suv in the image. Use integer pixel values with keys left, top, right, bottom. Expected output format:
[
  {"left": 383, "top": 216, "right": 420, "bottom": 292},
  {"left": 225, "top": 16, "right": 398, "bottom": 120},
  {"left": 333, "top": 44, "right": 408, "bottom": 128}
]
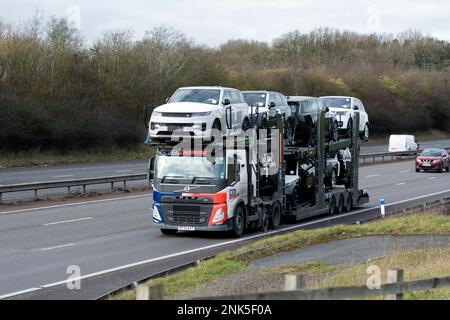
[
  {"left": 149, "top": 86, "right": 250, "bottom": 141},
  {"left": 319, "top": 96, "right": 370, "bottom": 141},
  {"left": 242, "top": 91, "right": 292, "bottom": 120}
]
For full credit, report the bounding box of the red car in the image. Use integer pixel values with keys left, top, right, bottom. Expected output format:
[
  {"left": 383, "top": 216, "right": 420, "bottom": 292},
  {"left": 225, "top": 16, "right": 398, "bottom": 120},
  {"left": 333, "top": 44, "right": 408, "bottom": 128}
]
[{"left": 416, "top": 149, "right": 450, "bottom": 173}]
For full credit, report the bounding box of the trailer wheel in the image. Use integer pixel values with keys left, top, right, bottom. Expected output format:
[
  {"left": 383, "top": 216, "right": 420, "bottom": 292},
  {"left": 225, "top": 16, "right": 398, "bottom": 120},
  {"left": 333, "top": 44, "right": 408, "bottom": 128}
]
[
  {"left": 232, "top": 206, "right": 245, "bottom": 237},
  {"left": 345, "top": 193, "right": 353, "bottom": 212},
  {"left": 160, "top": 229, "right": 178, "bottom": 235},
  {"left": 261, "top": 212, "right": 270, "bottom": 232},
  {"left": 337, "top": 195, "right": 344, "bottom": 214},
  {"left": 329, "top": 196, "right": 336, "bottom": 215},
  {"left": 270, "top": 202, "right": 282, "bottom": 229}
]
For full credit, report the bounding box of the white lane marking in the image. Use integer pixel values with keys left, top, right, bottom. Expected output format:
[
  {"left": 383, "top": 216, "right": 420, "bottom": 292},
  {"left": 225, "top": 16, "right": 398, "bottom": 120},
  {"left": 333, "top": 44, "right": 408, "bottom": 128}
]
[
  {"left": 428, "top": 177, "right": 437, "bottom": 180},
  {"left": 396, "top": 182, "right": 407, "bottom": 186},
  {"left": 40, "top": 243, "right": 75, "bottom": 251},
  {"left": 364, "top": 174, "right": 380, "bottom": 178},
  {"left": 43, "top": 217, "right": 93, "bottom": 226},
  {"left": 3, "top": 188, "right": 449, "bottom": 299},
  {"left": 52, "top": 175, "right": 74, "bottom": 178},
  {"left": 399, "top": 170, "right": 410, "bottom": 173},
  {"left": 115, "top": 170, "right": 133, "bottom": 173},
  {"left": 0, "top": 194, "right": 151, "bottom": 216},
  {"left": 0, "top": 288, "right": 41, "bottom": 300}
]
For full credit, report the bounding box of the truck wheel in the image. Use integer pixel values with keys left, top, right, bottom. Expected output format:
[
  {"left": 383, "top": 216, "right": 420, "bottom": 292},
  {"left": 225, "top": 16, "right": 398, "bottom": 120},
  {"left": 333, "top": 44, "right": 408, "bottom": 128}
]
[
  {"left": 337, "top": 195, "right": 344, "bottom": 214},
  {"left": 160, "top": 229, "right": 177, "bottom": 235},
  {"left": 329, "top": 196, "right": 336, "bottom": 215},
  {"left": 232, "top": 206, "right": 245, "bottom": 237},
  {"left": 345, "top": 193, "right": 353, "bottom": 212},
  {"left": 270, "top": 202, "right": 282, "bottom": 229},
  {"left": 261, "top": 212, "right": 270, "bottom": 232}
]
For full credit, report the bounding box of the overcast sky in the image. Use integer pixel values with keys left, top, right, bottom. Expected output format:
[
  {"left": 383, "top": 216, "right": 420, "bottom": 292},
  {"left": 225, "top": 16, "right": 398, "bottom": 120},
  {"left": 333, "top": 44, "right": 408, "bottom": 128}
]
[{"left": 1, "top": 0, "right": 449, "bottom": 46}]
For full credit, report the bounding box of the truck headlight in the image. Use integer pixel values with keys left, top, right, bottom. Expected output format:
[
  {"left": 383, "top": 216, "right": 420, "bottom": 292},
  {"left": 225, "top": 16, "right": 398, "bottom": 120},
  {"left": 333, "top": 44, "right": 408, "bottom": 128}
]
[
  {"left": 152, "top": 111, "right": 163, "bottom": 117},
  {"left": 210, "top": 205, "right": 227, "bottom": 225},
  {"left": 153, "top": 206, "right": 162, "bottom": 222}
]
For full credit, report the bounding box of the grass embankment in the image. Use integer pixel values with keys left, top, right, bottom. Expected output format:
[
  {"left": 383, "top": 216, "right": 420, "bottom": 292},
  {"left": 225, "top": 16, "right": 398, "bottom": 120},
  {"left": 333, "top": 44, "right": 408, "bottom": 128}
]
[
  {"left": 0, "top": 145, "right": 155, "bottom": 168},
  {"left": 111, "top": 213, "right": 450, "bottom": 300},
  {"left": 304, "top": 248, "right": 450, "bottom": 299}
]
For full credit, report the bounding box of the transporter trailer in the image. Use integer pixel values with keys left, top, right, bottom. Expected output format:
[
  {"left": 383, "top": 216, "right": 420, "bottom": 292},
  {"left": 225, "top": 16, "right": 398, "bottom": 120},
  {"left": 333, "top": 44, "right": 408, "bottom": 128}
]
[{"left": 148, "top": 112, "right": 369, "bottom": 237}]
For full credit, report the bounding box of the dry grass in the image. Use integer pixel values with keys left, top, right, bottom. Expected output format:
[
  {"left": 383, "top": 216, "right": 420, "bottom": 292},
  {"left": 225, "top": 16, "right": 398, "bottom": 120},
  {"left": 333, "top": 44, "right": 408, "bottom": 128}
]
[{"left": 309, "top": 247, "right": 450, "bottom": 299}]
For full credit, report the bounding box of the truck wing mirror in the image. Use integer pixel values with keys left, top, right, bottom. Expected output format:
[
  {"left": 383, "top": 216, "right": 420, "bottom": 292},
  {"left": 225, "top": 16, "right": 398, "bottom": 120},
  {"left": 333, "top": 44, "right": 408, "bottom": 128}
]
[
  {"left": 148, "top": 157, "right": 155, "bottom": 181},
  {"left": 223, "top": 98, "right": 231, "bottom": 106},
  {"left": 353, "top": 105, "right": 359, "bottom": 110},
  {"left": 269, "top": 101, "right": 276, "bottom": 108}
]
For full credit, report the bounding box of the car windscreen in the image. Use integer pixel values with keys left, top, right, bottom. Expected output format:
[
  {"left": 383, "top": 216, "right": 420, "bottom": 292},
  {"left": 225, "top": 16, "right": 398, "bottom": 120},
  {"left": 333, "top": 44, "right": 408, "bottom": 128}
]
[
  {"left": 155, "top": 155, "right": 225, "bottom": 180},
  {"left": 242, "top": 93, "right": 267, "bottom": 107},
  {"left": 320, "top": 97, "right": 351, "bottom": 109},
  {"left": 169, "top": 89, "right": 221, "bottom": 105},
  {"left": 421, "top": 150, "right": 442, "bottom": 157}
]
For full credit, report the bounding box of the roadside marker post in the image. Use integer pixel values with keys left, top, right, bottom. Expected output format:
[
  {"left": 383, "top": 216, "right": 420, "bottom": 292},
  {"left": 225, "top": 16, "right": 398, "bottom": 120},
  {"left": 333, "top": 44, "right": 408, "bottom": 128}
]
[{"left": 380, "top": 199, "right": 386, "bottom": 217}]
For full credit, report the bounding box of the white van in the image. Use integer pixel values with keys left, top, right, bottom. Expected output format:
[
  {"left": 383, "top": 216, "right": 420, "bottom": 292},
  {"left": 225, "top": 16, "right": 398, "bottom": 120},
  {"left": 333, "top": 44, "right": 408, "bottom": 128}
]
[{"left": 388, "top": 135, "right": 419, "bottom": 152}]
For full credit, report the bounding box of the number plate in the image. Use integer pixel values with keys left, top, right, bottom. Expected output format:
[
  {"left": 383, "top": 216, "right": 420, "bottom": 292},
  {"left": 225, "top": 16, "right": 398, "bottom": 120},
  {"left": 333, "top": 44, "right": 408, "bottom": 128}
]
[
  {"left": 178, "top": 226, "right": 195, "bottom": 231},
  {"left": 423, "top": 163, "right": 431, "bottom": 167}
]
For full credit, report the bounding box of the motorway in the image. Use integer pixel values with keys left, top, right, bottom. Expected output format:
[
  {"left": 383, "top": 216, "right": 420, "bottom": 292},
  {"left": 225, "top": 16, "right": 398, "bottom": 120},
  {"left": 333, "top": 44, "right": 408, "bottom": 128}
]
[
  {"left": 1, "top": 139, "right": 449, "bottom": 188},
  {"left": 0, "top": 160, "right": 449, "bottom": 299}
]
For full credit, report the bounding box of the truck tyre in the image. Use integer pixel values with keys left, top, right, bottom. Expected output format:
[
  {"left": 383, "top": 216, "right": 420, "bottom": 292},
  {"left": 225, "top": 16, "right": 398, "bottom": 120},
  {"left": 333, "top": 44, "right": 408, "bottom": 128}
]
[
  {"left": 261, "top": 211, "right": 270, "bottom": 232},
  {"left": 160, "top": 229, "right": 177, "bottom": 235},
  {"left": 345, "top": 193, "right": 353, "bottom": 212},
  {"left": 232, "top": 206, "right": 245, "bottom": 237},
  {"left": 270, "top": 202, "right": 282, "bottom": 229},
  {"left": 329, "top": 196, "right": 336, "bottom": 215},
  {"left": 337, "top": 195, "right": 344, "bottom": 214}
]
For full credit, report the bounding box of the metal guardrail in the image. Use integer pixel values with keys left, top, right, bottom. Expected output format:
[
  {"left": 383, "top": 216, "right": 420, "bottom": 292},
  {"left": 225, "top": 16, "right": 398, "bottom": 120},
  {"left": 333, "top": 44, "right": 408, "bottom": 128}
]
[
  {"left": 360, "top": 146, "right": 450, "bottom": 164},
  {"left": 0, "top": 146, "right": 449, "bottom": 202},
  {"left": 0, "top": 174, "right": 147, "bottom": 202}
]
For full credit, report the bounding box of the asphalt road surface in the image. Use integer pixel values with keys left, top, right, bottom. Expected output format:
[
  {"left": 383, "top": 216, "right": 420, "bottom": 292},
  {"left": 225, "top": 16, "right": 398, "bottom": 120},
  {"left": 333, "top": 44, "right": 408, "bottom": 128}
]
[
  {"left": 1, "top": 139, "right": 449, "bottom": 187},
  {"left": 0, "top": 161, "right": 449, "bottom": 299}
]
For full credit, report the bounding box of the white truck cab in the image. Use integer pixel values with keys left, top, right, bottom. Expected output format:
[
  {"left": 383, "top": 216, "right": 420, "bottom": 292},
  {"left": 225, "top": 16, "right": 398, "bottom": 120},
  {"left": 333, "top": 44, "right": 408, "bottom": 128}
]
[{"left": 149, "top": 86, "right": 250, "bottom": 142}]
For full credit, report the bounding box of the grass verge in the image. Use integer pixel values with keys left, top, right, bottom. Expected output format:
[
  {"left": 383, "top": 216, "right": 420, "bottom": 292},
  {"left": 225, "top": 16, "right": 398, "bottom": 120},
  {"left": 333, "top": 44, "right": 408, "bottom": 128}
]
[
  {"left": 0, "top": 145, "right": 155, "bottom": 168},
  {"left": 111, "top": 212, "right": 450, "bottom": 300},
  {"left": 309, "top": 247, "right": 450, "bottom": 299}
]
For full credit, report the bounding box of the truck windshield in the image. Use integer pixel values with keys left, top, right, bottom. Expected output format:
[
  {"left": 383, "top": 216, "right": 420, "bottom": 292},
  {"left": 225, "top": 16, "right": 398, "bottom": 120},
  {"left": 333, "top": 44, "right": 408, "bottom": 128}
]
[
  {"left": 242, "top": 92, "right": 267, "bottom": 107},
  {"left": 320, "top": 98, "right": 351, "bottom": 109},
  {"left": 155, "top": 155, "right": 225, "bottom": 180},
  {"left": 169, "top": 89, "right": 221, "bottom": 105}
]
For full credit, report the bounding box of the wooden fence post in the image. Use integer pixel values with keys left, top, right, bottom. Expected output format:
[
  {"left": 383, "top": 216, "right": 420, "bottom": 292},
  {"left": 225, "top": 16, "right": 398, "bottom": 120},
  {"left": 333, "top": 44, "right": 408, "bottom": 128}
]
[
  {"left": 386, "top": 269, "right": 404, "bottom": 300},
  {"left": 136, "top": 283, "right": 163, "bottom": 300},
  {"left": 284, "top": 274, "right": 307, "bottom": 291}
]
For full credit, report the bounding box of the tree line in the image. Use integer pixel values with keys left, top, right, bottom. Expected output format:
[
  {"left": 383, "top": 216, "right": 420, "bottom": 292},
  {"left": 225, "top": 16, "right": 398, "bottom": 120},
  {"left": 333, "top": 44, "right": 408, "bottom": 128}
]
[{"left": 1, "top": 14, "right": 449, "bottom": 151}]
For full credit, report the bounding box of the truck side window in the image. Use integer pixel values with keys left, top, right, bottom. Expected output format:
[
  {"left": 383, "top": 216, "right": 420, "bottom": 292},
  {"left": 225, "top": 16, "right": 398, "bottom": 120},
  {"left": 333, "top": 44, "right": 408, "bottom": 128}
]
[
  {"left": 223, "top": 91, "right": 232, "bottom": 105},
  {"left": 227, "top": 156, "right": 236, "bottom": 185}
]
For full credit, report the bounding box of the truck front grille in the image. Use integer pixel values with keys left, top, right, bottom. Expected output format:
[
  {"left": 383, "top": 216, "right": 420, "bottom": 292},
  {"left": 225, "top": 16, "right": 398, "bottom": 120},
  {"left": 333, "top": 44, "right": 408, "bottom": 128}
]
[{"left": 163, "top": 204, "right": 210, "bottom": 226}]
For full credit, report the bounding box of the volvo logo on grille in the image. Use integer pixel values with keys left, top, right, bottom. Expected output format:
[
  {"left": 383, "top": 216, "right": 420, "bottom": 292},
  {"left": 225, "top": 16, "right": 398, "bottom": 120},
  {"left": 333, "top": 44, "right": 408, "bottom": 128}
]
[{"left": 184, "top": 186, "right": 191, "bottom": 192}]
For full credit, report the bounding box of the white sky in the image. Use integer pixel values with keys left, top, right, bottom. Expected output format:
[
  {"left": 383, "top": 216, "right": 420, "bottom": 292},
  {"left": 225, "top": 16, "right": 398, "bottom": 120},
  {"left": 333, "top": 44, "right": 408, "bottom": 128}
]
[{"left": 1, "top": 0, "right": 450, "bottom": 46}]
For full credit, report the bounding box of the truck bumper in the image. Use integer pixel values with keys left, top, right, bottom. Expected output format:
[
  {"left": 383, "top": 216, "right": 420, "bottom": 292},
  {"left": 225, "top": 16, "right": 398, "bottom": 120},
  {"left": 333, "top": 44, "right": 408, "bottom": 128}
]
[{"left": 153, "top": 219, "right": 233, "bottom": 232}]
